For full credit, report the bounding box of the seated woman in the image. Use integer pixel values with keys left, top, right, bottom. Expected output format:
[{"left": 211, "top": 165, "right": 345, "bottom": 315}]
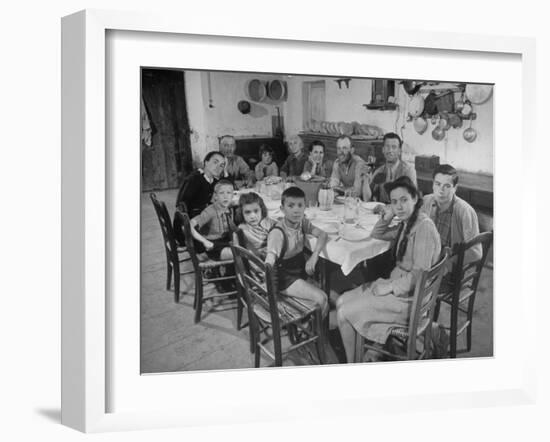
[
  {"left": 335, "top": 176, "right": 441, "bottom": 362},
  {"left": 254, "top": 144, "right": 279, "bottom": 181},
  {"left": 302, "top": 140, "right": 332, "bottom": 179}
]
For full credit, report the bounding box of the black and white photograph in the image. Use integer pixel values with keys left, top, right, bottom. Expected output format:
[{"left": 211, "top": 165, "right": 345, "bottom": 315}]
[{"left": 140, "top": 68, "right": 493, "bottom": 373}]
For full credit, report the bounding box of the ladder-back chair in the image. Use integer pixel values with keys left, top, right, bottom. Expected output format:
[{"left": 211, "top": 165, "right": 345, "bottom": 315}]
[
  {"left": 434, "top": 231, "right": 493, "bottom": 357},
  {"left": 149, "top": 193, "right": 193, "bottom": 303},
  {"left": 230, "top": 244, "right": 326, "bottom": 367},
  {"left": 176, "top": 210, "right": 241, "bottom": 324},
  {"left": 354, "top": 249, "right": 449, "bottom": 362}
]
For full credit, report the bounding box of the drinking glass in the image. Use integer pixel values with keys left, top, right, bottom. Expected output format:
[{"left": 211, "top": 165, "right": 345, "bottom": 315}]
[
  {"left": 344, "top": 189, "right": 359, "bottom": 224},
  {"left": 307, "top": 200, "right": 318, "bottom": 220}
]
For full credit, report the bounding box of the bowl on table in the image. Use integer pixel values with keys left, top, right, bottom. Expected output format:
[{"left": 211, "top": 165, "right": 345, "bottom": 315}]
[{"left": 339, "top": 224, "right": 370, "bottom": 242}]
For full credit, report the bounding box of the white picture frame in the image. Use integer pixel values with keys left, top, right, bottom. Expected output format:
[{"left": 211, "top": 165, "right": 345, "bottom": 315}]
[{"left": 61, "top": 9, "right": 537, "bottom": 433}]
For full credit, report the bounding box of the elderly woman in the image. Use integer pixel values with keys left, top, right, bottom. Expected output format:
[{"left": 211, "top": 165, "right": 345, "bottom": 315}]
[
  {"left": 280, "top": 135, "right": 307, "bottom": 179},
  {"left": 336, "top": 176, "right": 441, "bottom": 362}
]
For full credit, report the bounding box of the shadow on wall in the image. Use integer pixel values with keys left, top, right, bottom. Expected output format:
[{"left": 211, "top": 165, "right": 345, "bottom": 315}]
[{"left": 247, "top": 103, "right": 269, "bottom": 118}]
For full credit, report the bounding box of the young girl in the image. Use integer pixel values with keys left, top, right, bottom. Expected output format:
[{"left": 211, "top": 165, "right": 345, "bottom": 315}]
[
  {"left": 336, "top": 176, "right": 441, "bottom": 362},
  {"left": 254, "top": 144, "right": 279, "bottom": 181},
  {"left": 237, "top": 192, "right": 276, "bottom": 259}
]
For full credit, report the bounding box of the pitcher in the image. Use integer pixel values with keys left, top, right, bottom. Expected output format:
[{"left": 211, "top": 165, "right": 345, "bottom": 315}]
[
  {"left": 344, "top": 189, "right": 359, "bottom": 224},
  {"left": 318, "top": 182, "right": 334, "bottom": 211}
]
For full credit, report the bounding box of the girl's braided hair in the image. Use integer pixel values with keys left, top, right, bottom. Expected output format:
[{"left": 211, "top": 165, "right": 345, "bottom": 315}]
[{"left": 384, "top": 176, "right": 423, "bottom": 262}]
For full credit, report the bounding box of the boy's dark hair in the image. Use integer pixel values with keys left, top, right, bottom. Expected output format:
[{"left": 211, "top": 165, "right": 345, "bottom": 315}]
[
  {"left": 383, "top": 132, "right": 403, "bottom": 148},
  {"left": 308, "top": 140, "right": 325, "bottom": 152},
  {"left": 281, "top": 186, "right": 306, "bottom": 205},
  {"left": 214, "top": 179, "right": 234, "bottom": 192},
  {"left": 204, "top": 151, "right": 225, "bottom": 164},
  {"left": 259, "top": 144, "right": 274, "bottom": 158},
  {"left": 238, "top": 192, "right": 268, "bottom": 219},
  {"left": 432, "top": 164, "right": 459, "bottom": 186}
]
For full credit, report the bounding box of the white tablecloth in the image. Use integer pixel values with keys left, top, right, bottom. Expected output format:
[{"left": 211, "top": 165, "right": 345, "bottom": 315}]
[
  {"left": 304, "top": 206, "right": 390, "bottom": 276},
  {"left": 236, "top": 189, "right": 391, "bottom": 276}
]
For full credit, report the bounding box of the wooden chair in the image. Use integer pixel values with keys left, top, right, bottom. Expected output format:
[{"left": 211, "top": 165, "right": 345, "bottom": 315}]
[
  {"left": 149, "top": 193, "right": 193, "bottom": 303},
  {"left": 434, "top": 231, "right": 493, "bottom": 358},
  {"left": 230, "top": 244, "right": 326, "bottom": 367},
  {"left": 354, "top": 249, "right": 449, "bottom": 362},
  {"left": 176, "top": 211, "right": 242, "bottom": 324}
]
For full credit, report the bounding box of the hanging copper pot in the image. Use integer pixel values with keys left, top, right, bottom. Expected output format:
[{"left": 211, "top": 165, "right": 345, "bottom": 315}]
[
  {"left": 237, "top": 100, "right": 251, "bottom": 114},
  {"left": 413, "top": 117, "right": 428, "bottom": 135},
  {"left": 438, "top": 113, "right": 451, "bottom": 131},
  {"left": 463, "top": 118, "right": 477, "bottom": 143},
  {"left": 449, "top": 113, "right": 463, "bottom": 129},
  {"left": 432, "top": 127, "right": 445, "bottom": 141},
  {"left": 465, "top": 84, "right": 493, "bottom": 105},
  {"left": 409, "top": 94, "right": 425, "bottom": 118},
  {"left": 463, "top": 126, "right": 477, "bottom": 143},
  {"left": 461, "top": 100, "right": 473, "bottom": 117},
  {"left": 402, "top": 80, "right": 423, "bottom": 96},
  {"left": 424, "top": 91, "right": 438, "bottom": 116}
]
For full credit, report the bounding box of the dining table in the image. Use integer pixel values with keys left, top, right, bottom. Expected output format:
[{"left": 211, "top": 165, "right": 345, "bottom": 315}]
[{"left": 233, "top": 187, "right": 392, "bottom": 291}]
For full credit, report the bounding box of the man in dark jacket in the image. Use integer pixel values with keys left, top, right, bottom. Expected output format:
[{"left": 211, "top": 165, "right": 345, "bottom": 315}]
[{"left": 174, "top": 151, "right": 226, "bottom": 244}]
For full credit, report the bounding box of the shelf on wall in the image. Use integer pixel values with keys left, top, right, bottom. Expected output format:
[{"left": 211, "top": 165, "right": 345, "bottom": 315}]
[{"left": 363, "top": 103, "right": 398, "bottom": 111}]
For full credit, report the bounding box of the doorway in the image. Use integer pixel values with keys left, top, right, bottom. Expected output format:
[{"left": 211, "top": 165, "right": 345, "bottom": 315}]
[{"left": 141, "top": 68, "right": 193, "bottom": 191}]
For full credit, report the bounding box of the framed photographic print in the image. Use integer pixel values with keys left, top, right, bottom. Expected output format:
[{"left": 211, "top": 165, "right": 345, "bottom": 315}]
[{"left": 62, "top": 9, "right": 536, "bottom": 433}]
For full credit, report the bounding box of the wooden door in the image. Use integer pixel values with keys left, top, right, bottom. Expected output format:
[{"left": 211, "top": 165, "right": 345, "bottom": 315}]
[
  {"left": 302, "top": 80, "right": 326, "bottom": 127},
  {"left": 141, "top": 69, "right": 193, "bottom": 191}
]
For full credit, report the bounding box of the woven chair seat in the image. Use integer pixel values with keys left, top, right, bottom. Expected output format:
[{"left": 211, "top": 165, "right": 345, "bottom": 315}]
[
  {"left": 388, "top": 314, "right": 431, "bottom": 342},
  {"left": 253, "top": 295, "right": 318, "bottom": 326},
  {"left": 389, "top": 327, "right": 408, "bottom": 341}
]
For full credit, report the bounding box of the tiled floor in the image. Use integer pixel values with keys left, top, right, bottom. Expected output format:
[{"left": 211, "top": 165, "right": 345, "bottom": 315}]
[{"left": 141, "top": 189, "right": 493, "bottom": 373}]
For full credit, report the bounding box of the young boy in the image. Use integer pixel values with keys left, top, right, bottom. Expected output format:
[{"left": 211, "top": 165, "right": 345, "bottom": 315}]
[
  {"left": 190, "top": 179, "right": 235, "bottom": 261},
  {"left": 265, "top": 186, "right": 329, "bottom": 316}
]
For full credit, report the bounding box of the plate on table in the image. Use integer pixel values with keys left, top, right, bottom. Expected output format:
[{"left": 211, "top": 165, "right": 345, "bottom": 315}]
[
  {"left": 361, "top": 201, "right": 384, "bottom": 211},
  {"left": 339, "top": 225, "right": 370, "bottom": 242},
  {"left": 316, "top": 221, "right": 339, "bottom": 234},
  {"left": 309, "top": 176, "right": 325, "bottom": 183}
]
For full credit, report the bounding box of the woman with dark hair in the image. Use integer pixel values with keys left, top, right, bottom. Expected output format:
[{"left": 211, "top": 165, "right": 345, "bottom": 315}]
[
  {"left": 302, "top": 140, "right": 332, "bottom": 178},
  {"left": 254, "top": 144, "right": 279, "bottom": 181},
  {"left": 335, "top": 176, "right": 441, "bottom": 362}
]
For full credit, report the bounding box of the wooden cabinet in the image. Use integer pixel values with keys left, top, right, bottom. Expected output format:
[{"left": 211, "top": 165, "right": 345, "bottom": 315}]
[{"left": 298, "top": 133, "right": 385, "bottom": 167}]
